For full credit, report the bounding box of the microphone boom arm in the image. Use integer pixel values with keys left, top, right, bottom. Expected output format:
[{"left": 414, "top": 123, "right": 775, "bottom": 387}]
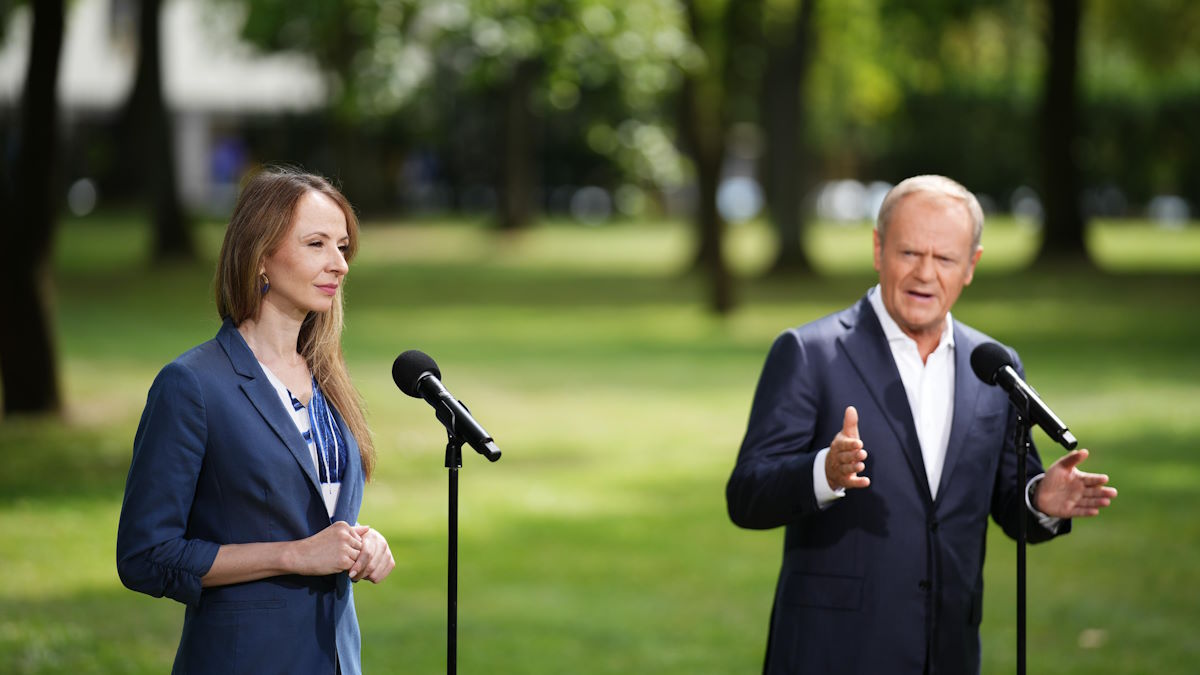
[
  {"left": 995, "top": 365, "right": 1078, "bottom": 450},
  {"left": 419, "top": 374, "right": 501, "bottom": 462}
]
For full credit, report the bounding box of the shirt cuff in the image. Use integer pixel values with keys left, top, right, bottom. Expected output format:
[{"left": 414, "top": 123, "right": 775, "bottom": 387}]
[
  {"left": 1026, "top": 474, "right": 1063, "bottom": 533},
  {"left": 813, "top": 447, "right": 846, "bottom": 510}
]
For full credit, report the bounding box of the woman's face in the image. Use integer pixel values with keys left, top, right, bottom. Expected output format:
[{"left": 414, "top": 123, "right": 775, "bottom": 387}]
[{"left": 260, "top": 190, "right": 350, "bottom": 320}]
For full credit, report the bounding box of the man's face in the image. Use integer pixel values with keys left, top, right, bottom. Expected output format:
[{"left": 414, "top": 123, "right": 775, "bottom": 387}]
[{"left": 873, "top": 191, "right": 982, "bottom": 349}]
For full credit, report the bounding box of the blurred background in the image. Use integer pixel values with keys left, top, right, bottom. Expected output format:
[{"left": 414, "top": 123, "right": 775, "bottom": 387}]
[{"left": 1, "top": 0, "right": 1198, "bottom": 673}]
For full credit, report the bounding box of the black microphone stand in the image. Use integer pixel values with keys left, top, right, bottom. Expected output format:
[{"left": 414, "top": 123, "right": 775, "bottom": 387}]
[
  {"left": 443, "top": 424, "right": 464, "bottom": 675},
  {"left": 1011, "top": 391, "right": 1032, "bottom": 675},
  {"left": 436, "top": 399, "right": 498, "bottom": 675},
  {"left": 395, "top": 354, "right": 502, "bottom": 674}
]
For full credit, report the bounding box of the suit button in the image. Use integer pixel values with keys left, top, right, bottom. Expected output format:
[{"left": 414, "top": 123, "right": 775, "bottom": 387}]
[
  {"left": 918, "top": 580, "right": 931, "bottom": 591},
  {"left": 929, "top": 520, "right": 939, "bottom": 531}
]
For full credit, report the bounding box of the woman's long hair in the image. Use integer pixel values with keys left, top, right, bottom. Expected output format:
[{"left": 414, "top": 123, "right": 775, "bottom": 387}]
[{"left": 215, "top": 167, "right": 375, "bottom": 480}]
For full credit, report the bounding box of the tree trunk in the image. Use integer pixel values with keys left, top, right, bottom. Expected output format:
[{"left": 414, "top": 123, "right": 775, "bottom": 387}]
[
  {"left": 682, "top": 79, "right": 734, "bottom": 314},
  {"left": 497, "top": 59, "right": 540, "bottom": 231},
  {"left": 126, "top": 0, "right": 194, "bottom": 262},
  {"left": 679, "top": 0, "right": 735, "bottom": 315},
  {"left": 0, "top": 0, "right": 65, "bottom": 415},
  {"left": 1034, "top": 0, "right": 1090, "bottom": 267},
  {"left": 763, "top": 0, "right": 817, "bottom": 276}
]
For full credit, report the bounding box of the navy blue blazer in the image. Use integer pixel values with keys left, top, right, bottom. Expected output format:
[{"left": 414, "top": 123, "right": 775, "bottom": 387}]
[
  {"left": 117, "top": 319, "right": 365, "bottom": 675},
  {"left": 727, "top": 295, "right": 1068, "bottom": 675}
]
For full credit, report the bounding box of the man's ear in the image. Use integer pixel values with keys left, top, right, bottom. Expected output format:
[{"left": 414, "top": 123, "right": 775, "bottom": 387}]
[{"left": 964, "top": 245, "right": 983, "bottom": 285}]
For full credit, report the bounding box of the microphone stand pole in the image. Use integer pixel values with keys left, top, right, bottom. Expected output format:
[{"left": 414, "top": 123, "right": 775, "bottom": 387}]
[
  {"left": 444, "top": 428, "right": 464, "bottom": 675},
  {"left": 430, "top": 395, "right": 498, "bottom": 675},
  {"left": 1012, "top": 393, "right": 1031, "bottom": 675}
]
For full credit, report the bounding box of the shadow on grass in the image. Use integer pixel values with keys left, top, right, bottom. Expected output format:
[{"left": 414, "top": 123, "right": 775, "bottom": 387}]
[
  {"left": 0, "top": 420, "right": 130, "bottom": 505},
  {"left": 0, "top": 587, "right": 180, "bottom": 674}
]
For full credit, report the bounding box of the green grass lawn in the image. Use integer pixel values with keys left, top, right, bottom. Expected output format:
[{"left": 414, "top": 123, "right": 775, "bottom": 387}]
[{"left": 2, "top": 214, "right": 1199, "bottom": 673}]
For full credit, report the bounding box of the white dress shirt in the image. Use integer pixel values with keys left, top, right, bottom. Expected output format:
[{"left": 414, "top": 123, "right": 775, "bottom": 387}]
[{"left": 871, "top": 286, "right": 956, "bottom": 498}]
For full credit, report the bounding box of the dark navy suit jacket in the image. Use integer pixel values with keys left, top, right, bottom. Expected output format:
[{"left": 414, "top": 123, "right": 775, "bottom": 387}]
[
  {"left": 727, "top": 295, "right": 1067, "bottom": 675},
  {"left": 117, "top": 319, "right": 364, "bottom": 675}
]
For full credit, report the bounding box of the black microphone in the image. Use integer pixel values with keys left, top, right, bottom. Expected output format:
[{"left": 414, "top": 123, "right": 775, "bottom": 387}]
[
  {"left": 970, "top": 342, "right": 1078, "bottom": 450},
  {"left": 392, "top": 350, "right": 501, "bottom": 462}
]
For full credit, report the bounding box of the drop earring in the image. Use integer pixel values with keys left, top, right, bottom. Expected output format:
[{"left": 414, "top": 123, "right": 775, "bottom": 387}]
[{"left": 260, "top": 273, "right": 270, "bottom": 295}]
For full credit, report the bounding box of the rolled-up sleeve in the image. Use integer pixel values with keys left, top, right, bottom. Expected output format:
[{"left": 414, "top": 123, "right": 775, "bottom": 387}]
[{"left": 116, "top": 362, "right": 220, "bottom": 606}]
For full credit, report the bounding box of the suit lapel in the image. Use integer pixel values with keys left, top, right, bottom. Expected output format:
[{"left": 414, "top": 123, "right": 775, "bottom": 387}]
[
  {"left": 837, "top": 297, "right": 933, "bottom": 504},
  {"left": 936, "top": 324, "right": 984, "bottom": 502},
  {"left": 216, "top": 320, "right": 324, "bottom": 501}
]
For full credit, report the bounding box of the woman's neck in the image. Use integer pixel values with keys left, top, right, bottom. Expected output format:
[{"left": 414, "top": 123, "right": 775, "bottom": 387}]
[{"left": 238, "top": 304, "right": 306, "bottom": 368}]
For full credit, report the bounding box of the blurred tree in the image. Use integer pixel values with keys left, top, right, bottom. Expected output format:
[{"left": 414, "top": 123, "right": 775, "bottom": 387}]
[
  {"left": 236, "top": 1, "right": 559, "bottom": 228},
  {"left": 448, "top": 2, "right": 564, "bottom": 231},
  {"left": 872, "top": 0, "right": 1042, "bottom": 204},
  {"left": 233, "top": 1, "right": 695, "bottom": 225},
  {"left": 1034, "top": 0, "right": 1088, "bottom": 267},
  {"left": 233, "top": 0, "right": 381, "bottom": 200},
  {"left": 807, "top": 0, "right": 908, "bottom": 179},
  {"left": 118, "top": 0, "right": 194, "bottom": 262},
  {"left": 535, "top": 1, "right": 692, "bottom": 213},
  {"left": 677, "top": 0, "right": 764, "bottom": 314},
  {"left": 497, "top": 57, "right": 541, "bottom": 230},
  {"left": 761, "top": 0, "right": 818, "bottom": 275},
  {"left": 1078, "top": 0, "right": 1200, "bottom": 207},
  {"left": 382, "top": 0, "right": 690, "bottom": 230},
  {"left": 0, "top": 0, "right": 64, "bottom": 415}
]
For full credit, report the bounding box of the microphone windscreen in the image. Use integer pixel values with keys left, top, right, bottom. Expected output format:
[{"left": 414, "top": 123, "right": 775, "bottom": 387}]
[
  {"left": 393, "top": 350, "right": 441, "bottom": 398},
  {"left": 970, "top": 342, "right": 1013, "bottom": 385}
]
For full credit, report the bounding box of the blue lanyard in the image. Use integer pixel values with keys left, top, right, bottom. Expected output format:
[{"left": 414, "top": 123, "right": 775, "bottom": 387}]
[{"left": 306, "top": 379, "right": 348, "bottom": 484}]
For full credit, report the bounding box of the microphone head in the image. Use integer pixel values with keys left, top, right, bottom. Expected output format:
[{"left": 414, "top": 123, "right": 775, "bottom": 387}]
[
  {"left": 970, "top": 342, "right": 1013, "bottom": 386},
  {"left": 392, "top": 350, "right": 441, "bottom": 398}
]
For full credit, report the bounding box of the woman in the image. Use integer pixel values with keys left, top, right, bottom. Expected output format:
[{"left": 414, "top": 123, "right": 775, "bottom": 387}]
[{"left": 117, "top": 168, "right": 395, "bottom": 674}]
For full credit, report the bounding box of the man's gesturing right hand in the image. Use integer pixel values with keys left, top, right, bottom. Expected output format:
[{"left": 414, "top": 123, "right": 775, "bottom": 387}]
[{"left": 826, "top": 406, "right": 871, "bottom": 491}]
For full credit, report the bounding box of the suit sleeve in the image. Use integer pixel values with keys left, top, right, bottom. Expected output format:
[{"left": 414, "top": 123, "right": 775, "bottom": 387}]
[
  {"left": 726, "top": 331, "right": 826, "bottom": 529},
  {"left": 116, "top": 362, "right": 221, "bottom": 606},
  {"left": 988, "top": 351, "right": 1071, "bottom": 544}
]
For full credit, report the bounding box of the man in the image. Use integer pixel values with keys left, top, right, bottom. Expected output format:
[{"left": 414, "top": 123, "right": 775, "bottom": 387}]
[{"left": 726, "top": 175, "right": 1116, "bottom": 674}]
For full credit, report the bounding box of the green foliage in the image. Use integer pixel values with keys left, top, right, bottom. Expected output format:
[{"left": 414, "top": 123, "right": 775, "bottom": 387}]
[
  {"left": 1086, "top": 0, "right": 1200, "bottom": 78},
  {"left": 234, "top": 0, "right": 424, "bottom": 118},
  {"left": 222, "top": 0, "right": 1200, "bottom": 207},
  {"left": 447, "top": 0, "right": 694, "bottom": 188},
  {"left": 235, "top": 0, "right": 690, "bottom": 121},
  {"left": 804, "top": 0, "right": 1200, "bottom": 208},
  {"left": 232, "top": 0, "right": 697, "bottom": 191},
  {"left": 2, "top": 213, "right": 1199, "bottom": 672},
  {"left": 806, "top": 0, "right": 1045, "bottom": 175}
]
